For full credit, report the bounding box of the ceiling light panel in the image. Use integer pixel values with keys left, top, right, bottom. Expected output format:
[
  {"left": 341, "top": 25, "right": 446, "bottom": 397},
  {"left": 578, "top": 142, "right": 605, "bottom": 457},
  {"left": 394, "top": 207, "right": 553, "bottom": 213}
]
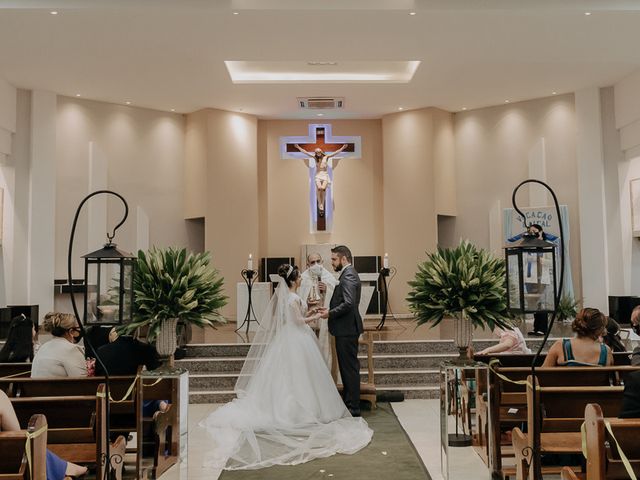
[{"left": 225, "top": 60, "right": 420, "bottom": 84}]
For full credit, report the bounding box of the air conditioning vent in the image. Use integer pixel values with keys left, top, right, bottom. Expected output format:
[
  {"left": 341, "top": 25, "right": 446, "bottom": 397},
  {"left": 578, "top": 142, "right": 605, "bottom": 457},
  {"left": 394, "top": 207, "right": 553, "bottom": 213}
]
[{"left": 298, "top": 97, "right": 344, "bottom": 109}]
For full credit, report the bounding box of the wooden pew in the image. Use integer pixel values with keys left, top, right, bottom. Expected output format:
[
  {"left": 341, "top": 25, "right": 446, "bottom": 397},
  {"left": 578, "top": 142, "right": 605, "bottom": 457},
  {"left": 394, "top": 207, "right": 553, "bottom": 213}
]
[
  {"left": 10, "top": 384, "right": 126, "bottom": 480},
  {"left": 0, "top": 413, "right": 47, "bottom": 480},
  {"left": 560, "top": 466, "right": 580, "bottom": 480},
  {"left": 513, "top": 378, "right": 625, "bottom": 480},
  {"left": 479, "top": 365, "right": 640, "bottom": 478},
  {"left": 584, "top": 403, "right": 640, "bottom": 479},
  {"left": 0, "top": 374, "right": 139, "bottom": 438},
  {"left": 137, "top": 375, "right": 180, "bottom": 480},
  {"left": 0, "top": 363, "right": 31, "bottom": 379},
  {"left": 474, "top": 351, "right": 632, "bottom": 367}
]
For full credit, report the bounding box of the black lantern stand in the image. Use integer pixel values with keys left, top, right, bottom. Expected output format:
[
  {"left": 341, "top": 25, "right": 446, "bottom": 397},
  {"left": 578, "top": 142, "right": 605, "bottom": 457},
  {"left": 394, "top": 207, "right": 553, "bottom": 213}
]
[
  {"left": 67, "top": 190, "right": 132, "bottom": 480},
  {"left": 505, "top": 179, "right": 565, "bottom": 480},
  {"left": 236, "top": 268, "right": 260, "bottom": 335},
  {"left": 376, "top": 266, "right": 400, "bottom": 330}
]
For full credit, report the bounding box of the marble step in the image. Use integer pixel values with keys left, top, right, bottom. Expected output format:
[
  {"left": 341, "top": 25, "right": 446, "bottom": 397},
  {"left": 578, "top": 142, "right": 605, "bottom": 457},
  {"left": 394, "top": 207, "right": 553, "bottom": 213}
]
[
  {"left": 185, "top": 338, "right": 552, "bottom": 358},
  {"left": 188, "top": 385, "right": 440, "bottom": 404},
  {"left": 176, "top": 353, "right": 460, "bottom": 373},
  {"left": 188, "top": 369, "right": 441, "bottom": 390}
]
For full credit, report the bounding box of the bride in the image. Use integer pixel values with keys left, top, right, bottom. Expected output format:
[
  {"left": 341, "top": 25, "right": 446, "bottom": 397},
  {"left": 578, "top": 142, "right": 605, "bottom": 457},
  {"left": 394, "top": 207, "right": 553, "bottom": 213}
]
[{"left": 200, "top": 264, "right": 373, "bottom": 470}]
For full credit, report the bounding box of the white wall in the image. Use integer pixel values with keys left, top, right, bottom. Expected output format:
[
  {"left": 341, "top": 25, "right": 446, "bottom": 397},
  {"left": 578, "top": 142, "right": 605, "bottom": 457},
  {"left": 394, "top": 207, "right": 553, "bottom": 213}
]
[{"left": 612, "top": 70, "right": 640, "bottom": 295}]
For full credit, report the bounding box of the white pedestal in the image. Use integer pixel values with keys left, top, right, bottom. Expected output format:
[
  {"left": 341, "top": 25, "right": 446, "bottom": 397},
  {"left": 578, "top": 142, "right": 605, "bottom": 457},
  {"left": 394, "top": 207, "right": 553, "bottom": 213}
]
[{"left": 236, "top": 282, "right": 272, "bottom": 332}]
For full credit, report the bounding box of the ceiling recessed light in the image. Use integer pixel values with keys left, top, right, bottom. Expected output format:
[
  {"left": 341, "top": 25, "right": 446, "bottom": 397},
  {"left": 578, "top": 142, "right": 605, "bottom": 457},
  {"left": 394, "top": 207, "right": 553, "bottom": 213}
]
[
  {"left": 409, "top": 11, "right": 417, "bottom": 16},
  {"left": 75, "top": 93, "right": 81, "bottom": 97},
  {"left": 125, "top": 101, "right": 131, "bottom": 105},
  {"left": 584, "top": 11, "right": 592, "bottom": 16},
  {"left": 50, "top": 11, "right": 58, "bottom": 15},
  {"left": 233, "top": 11, "right": 239, "bottom": 15},
  {"left": 462, "top": 107, "right": 467, "bottom": 111},
  {"left": 504, "top": 100, "right": 510, "bottom": 103},
  {"left": 398, "top": 107, "right": 404, "bottom": 111},
  {"left": 316, "top": 113, "right": 324, "bottom": 117},
  {"left": 171, "top": 109, "right": 176, "bottom": 112},
  {"left": 552, "top": 91, "right": 557, "bottom": 95}
]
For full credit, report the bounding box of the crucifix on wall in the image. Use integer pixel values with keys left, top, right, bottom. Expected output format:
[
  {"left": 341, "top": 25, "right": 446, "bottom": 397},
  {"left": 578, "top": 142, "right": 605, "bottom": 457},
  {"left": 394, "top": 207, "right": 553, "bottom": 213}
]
[{"left": 280, "top": 124, "right": 361, "bottom": 232}]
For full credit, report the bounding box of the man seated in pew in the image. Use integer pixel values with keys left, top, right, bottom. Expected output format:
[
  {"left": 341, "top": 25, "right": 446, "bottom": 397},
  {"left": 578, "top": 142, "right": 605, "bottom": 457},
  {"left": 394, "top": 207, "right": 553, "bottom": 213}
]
[
  {"left": 620, "top": 370, "right": 640, "bottom": 418},
  {"left": 631, "top": 306, "right": 640, "bottom": 365},
  {"left": 0, "top": 389, "right": 88, "bottom": 479},
  {"left": 0, "top": 314, "right": 38, "bottom": 363},
  {"left": 543, "top": 307, "right": 613, "bottom": 367},
  {"left": 603, "top": 316, "right": 627, "bottom": 353},
  {"left": 476, "top": 325, "right": 531, "bottom": 355},
  {"left": 94, "top": 327, "right": 161, "bottom": 376},
  {"left": 31, "top": 313, "right": 87, "bottom": 378}
]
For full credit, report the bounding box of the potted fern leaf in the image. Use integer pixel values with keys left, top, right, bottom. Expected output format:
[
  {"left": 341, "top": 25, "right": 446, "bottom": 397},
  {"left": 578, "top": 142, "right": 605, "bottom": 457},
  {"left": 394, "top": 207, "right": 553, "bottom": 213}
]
[
  {"left": 407, "top": 240, "right": 512, "bottom": 361},
  {"left": 120, "top": 247, "right": 227, "bottom": 368}
]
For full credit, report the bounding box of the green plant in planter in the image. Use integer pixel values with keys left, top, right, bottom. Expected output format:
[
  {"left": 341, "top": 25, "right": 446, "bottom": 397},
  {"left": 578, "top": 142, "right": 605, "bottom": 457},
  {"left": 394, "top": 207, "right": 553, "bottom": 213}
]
[
  {"left": 556, "top": 294, "right": 580, "bottom": 322},
  {"left": 119, "top": 247, "right": 228, "bottom": 341},
  {"left": 407, "top": 240, "right": 512, "bottom": 329}
]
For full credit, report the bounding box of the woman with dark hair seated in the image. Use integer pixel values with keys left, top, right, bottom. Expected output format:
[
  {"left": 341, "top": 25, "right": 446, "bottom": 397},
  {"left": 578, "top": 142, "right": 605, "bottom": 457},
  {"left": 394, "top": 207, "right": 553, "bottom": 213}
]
[
  {"left": 0, "top": 389, "right": 87, "bottom": 479},
  {"left": 0, "top": 314, "right": 37, "bottom": 363},
  {"left": 543, "top": 307, "right": 613, "bottom": 367}
]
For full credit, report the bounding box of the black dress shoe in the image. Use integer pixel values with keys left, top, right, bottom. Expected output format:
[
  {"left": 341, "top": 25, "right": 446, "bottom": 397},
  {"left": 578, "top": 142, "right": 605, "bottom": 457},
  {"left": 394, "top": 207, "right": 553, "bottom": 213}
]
[
  {"left": 349, "top": 409, "right": 361, "bottom": 417},
  {"left": 528, "top": 330, "right": 545, "bottom": 337}
]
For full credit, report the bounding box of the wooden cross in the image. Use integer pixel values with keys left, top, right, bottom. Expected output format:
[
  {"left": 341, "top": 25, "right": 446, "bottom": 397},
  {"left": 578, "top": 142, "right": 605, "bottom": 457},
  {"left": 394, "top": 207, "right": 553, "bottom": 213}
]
[{"left": 281, "top": 124, "right": 360, "bottom": 233}]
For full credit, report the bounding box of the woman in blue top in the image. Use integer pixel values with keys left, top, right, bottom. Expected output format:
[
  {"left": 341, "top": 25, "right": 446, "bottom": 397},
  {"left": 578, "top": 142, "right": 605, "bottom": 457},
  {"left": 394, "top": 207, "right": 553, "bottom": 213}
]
[{"left": 543, "top": 307, "right": 613, "bottom": 367}]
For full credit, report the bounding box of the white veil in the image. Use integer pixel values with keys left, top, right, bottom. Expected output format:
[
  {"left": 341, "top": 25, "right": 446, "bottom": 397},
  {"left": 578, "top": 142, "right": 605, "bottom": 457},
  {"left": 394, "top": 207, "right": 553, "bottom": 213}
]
[
  {"left": 234, "top": 277, "right": 289, "bottom": 396},
  {"left": 200, "top": 268, "right": 373, "bottom": 470}
]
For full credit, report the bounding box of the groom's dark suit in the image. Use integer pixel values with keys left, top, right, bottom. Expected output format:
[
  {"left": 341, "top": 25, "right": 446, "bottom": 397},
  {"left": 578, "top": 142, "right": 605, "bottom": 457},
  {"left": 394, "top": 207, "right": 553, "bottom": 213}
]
[{"left": 328, "top": 264, "right": 364, "bottom": 413}]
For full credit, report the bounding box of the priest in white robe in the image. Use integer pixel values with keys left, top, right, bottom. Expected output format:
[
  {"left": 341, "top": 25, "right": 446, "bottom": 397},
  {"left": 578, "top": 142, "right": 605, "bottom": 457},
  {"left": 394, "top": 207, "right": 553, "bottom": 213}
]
[{"left": 299, "top": 252, "right": 339, "bottom": 369}]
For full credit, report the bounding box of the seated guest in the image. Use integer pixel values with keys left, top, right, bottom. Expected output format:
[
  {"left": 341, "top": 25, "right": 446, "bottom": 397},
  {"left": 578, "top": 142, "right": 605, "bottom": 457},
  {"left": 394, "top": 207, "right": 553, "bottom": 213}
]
[
  {"left": 83, "top": 325, "right": 112, "bottom": 360},
  {"left": 543, "top": 307, "right": 613, "bottom": 367},
  {"left": 603, "top": 316, "right": 626, "bottom": 353},
  {"left": 31, "top": 312, "right": 87, "bottom": 377},
  {"left": 0, "top": 314, "right": 37, "bottom": 363},
  {"left": 0, "top": 389, "right": 88, "bottom": 479},
  {"left": 631, "top": 306, "right": 640, "bottom": 366},
  {"left": 620, "top": 370, "right": 640, "bottom": 418},
  {"left": 477, "top": 325, "right": 531, "bottom": 355},
  {"left": 94, "top": 328, "right": 161, "bottom": 376}
]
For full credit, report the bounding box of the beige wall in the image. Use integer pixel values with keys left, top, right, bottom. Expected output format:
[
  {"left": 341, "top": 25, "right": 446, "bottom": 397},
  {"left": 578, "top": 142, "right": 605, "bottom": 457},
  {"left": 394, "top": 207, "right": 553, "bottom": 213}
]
[
  {"left": 185, "top": 108, "right": 259, "bottom": 318},
  {"left": 453, "top": 94, "right": 582, "bottom": 299},
  {"left": 257, "top": 120, "right": 383, "bottom": 259},
  {"left": 56, "top": 97, "right": 188, "bottom": 280},
  {"left": 382, "top": 108, "right": 446, "bottom": 314}
]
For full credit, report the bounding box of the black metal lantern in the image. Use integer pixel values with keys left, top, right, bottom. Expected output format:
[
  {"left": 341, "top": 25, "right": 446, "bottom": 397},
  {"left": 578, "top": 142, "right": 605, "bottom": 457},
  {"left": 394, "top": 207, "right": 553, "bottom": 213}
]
[
  {"left": 82, "top": 241, "right": 135, "bottom": 326},
  {"left": 505, "top": 230, "right": 557, "bottom": 314}
]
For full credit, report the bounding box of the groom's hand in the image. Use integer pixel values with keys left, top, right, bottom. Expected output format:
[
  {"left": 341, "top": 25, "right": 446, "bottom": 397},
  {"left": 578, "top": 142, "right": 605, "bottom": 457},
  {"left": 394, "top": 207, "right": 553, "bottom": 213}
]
[{"left": 318, "top": 307, "right": 329, "bottom": 319}]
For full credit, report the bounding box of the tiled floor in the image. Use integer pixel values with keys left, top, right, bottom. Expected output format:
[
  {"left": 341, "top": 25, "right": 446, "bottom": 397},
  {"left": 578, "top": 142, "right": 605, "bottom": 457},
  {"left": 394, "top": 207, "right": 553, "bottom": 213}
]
[{"left": 158, "top": 399, "right": 491, "bottom": 480}]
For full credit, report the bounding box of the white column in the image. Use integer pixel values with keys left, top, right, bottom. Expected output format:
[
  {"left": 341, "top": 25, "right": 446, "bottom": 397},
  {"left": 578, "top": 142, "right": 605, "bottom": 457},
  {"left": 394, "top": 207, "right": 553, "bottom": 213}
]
[
  {"left": 28, "top": 90, "right": 57, "bottom": 313},
  {"left": 575, "top": 88, "right": 609, "bottom": 311}
]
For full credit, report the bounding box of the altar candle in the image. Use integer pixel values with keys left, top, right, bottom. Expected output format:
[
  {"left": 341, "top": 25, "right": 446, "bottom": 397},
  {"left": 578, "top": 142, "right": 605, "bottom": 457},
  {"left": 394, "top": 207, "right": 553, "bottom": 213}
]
[
  {"left": 383, "top": 253, "right": 389, "bottom": 269},
  {"left": 248, "top": 254, "right": 253, "bottom": 271}
]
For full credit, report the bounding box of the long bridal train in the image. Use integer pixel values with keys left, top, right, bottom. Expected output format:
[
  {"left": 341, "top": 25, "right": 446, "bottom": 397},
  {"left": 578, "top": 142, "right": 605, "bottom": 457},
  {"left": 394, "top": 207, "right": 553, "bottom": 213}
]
[{"left": 200, "top": 276, "right": 373, "bottom": 470}]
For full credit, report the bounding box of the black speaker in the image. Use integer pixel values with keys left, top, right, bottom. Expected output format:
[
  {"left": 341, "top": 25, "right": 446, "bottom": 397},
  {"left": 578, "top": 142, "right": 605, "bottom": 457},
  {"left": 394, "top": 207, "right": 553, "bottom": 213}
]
[
  {"left": 260, "top": 257, "right": 296, "bottom": 283},
  {"left": 608, "top": 296, "right": 640, "bottom": 325}
]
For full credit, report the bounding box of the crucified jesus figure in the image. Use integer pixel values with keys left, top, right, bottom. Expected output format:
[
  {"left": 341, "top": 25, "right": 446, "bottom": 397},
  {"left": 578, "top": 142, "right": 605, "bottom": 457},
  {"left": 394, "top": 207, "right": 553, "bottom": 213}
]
[{"left": 294, "top": 143, "right": 348, "bottom": 216}]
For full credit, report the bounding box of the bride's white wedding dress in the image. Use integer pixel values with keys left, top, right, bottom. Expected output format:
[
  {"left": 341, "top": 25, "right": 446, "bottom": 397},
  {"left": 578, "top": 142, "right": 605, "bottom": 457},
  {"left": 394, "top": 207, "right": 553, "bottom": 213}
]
[{"left": 200, "top": 281, "right": 373, "bottom": 470}]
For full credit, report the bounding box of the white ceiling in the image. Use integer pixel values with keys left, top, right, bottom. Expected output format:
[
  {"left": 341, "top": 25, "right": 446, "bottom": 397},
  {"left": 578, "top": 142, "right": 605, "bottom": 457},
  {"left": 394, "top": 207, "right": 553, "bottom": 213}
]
[{"left": 1, "top": 0, "right": 640, "bottom": 118}]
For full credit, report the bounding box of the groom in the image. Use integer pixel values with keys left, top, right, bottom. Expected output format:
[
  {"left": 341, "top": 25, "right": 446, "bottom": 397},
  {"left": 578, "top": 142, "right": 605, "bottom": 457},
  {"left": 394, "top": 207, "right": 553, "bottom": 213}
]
[{"left": 319, "top": 245, "right": 363, "bottom": 417}]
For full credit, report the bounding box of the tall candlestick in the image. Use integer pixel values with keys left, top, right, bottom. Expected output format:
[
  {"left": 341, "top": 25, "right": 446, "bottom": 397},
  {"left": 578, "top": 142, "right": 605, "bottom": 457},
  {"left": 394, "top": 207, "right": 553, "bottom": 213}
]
[
  {"left": 248, "top": 253, "right": 253, "bottom": 271},
  {"left": 383, "top": 253, "right": 389, "bottom": 269}
]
